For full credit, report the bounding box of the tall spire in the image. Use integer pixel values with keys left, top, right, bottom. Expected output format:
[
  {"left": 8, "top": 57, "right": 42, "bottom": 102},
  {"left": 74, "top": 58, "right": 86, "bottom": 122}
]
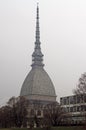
[
  {"left": 36, "top": 3, "right": 40, "bottom": 42},
  {"left": 31, "top": 4, "right": 44, "bottom": 68}
]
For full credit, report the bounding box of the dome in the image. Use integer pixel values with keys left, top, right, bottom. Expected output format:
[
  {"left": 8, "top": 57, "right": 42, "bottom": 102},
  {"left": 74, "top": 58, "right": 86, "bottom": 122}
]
[
  {"left": 20, "top": 67, "right": 56, "bottom": 102},
  {"left": 20, "top": 5, "right": 56, "bottom": 102}
]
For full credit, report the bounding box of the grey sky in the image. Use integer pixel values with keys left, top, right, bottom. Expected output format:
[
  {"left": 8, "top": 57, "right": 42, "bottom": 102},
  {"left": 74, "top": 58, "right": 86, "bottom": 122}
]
[{"left": 0, "top": 0, "right": 86, "bottom": 105}]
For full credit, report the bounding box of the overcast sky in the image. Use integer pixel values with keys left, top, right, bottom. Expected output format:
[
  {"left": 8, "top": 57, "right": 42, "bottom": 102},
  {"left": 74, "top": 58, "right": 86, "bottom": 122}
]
[{"left": 0, "top": 0, "right": 86, "bottom": 105}]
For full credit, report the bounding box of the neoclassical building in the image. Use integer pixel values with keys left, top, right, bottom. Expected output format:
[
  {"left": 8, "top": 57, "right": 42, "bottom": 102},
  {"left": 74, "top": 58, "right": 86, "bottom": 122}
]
[{"left": 20, "top": 5, "right": 56, "bottom": 104}]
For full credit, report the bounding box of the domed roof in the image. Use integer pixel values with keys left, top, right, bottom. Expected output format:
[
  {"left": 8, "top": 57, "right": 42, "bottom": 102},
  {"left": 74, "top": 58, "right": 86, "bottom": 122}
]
[
  {"left": 20, "top": 5, "right": 56, "bottom": 102},
  {"left": 20, "top": 67, "right": 56, "bottom": 97}
]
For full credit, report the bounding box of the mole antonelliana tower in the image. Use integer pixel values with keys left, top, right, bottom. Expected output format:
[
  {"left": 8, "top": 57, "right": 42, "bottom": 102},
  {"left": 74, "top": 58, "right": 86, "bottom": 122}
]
[{"left": 20, "top": 4, "right": 56, "bottom": 103}]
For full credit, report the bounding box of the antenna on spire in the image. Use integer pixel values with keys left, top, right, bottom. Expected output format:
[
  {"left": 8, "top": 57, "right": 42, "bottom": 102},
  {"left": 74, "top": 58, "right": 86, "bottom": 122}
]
[
  {"left": 37, "top": 2, "right": 39, "bottom": 6},
  {"left": 31, "top": 3, "right": 44, "bottom": 68},
  {"left": 36, "top": 2, "right": 40, "bottom": 42}
]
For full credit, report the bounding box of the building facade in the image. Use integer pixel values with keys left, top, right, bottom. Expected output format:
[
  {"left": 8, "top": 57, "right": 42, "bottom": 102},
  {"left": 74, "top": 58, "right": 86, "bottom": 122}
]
[{"left": 60, "top": 94, "right": 86, "bottom": 125}]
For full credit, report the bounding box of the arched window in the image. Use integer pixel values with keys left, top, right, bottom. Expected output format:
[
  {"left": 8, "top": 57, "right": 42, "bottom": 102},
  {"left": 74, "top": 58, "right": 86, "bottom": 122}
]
[
  {"left": 37, "top": 110, "right": 41, "bottom": 116},
  {"left": 30, "top": 109, "right": 34, "bottom": 116}
]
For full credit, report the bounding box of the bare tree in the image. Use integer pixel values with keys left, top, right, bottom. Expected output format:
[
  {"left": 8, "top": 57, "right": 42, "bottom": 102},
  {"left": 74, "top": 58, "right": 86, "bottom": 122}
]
[
  {"left": 7, "top": 96, "right": 29, "bottom": 128},
  {"left": 74, "top": 72, "right": 86, "bottom": 95},
  {"left": 0, "top": 105, "right": 12, "bottom": 128},
  {"left": 74, "top": 73, "right": 86, "bottom": 129},
  {"left": 43, "top": 102, "right": 66, "bottom": 128}
]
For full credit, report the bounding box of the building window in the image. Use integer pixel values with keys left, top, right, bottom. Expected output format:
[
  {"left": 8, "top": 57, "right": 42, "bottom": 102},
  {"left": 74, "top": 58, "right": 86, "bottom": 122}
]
[
  {"left": 81, "top": 105, "right": 84, "bottom": 111},
  {"left": 73, "top": 96, "right": 76, "bottom": 104},
  {"left": 77, "top": 106, "right": 81, "bottom": 112},
  {"left": 66, "top": 97, "right": 69, "bottom": 105},
  {"left": 73, "top": 106, "right": 76, "bottom": 112},
  {"left": 63, "top": 98, "right": 67, "bottom": 105},
  {"left": 30, "top": 109, "right": 34, "bottom": 116},
  {"left": 37, "top": 110, "right": 41, "bottom": 116},
  {"left": 70, "top": 107, "right": 73, "bottom": 112},
  {"left": 77, "top": 96, "right": 81, "bottom": 104},
  {"left": 66, "top": 107, "right": 69, "bottom": 112},
  {"left": 70, "top": 96, "right": 74, "bottom": 104},
  {"left": 83, "top": 105, "right": 85, "bottom": 111},
  {"left": 84, "top": 95, "right": 86, "bottom": 103}
]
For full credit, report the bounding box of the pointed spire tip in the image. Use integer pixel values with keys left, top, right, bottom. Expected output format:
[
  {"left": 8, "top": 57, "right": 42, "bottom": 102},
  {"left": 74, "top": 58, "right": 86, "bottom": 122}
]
[
  {"left": 31, "top": 2, "right": 44, "bottom": 68},
  {"left": 37, "top": 2, "right": 39, "bottom": 6}
]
